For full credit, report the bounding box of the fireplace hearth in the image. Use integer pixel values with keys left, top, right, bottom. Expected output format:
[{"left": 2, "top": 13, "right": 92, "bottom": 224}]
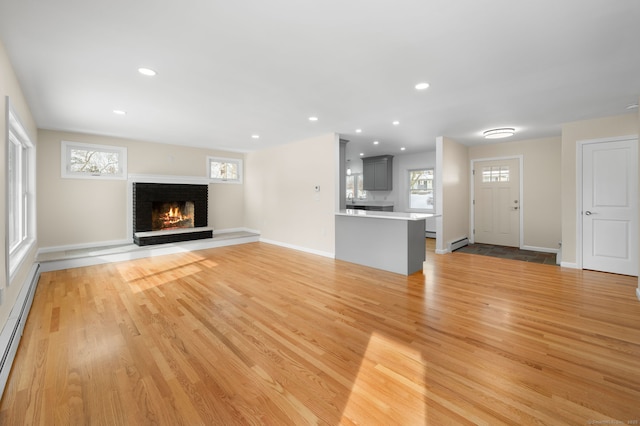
[{"left": 132, "top": 183, "right": 212, "bottom": 246}]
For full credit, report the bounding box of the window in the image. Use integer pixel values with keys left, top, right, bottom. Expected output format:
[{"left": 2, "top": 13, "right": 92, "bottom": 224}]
[
  {"left": 6, "top": 100, "right": 36, "bottom": 282},
  {"left": 61, "top": 141, "right": 127, "bottom": 179},
  {"left": 482, "top": 166, "right": 510, "bottom": 183},
  {"left": 409, "top": 168, "right": 434, "bottom": 210},
  {"left": 346, "top": 174, "right": 367, "bottom": 200},
  {"left": 208, "top": 156, "right": 243, "bottom": 183}
]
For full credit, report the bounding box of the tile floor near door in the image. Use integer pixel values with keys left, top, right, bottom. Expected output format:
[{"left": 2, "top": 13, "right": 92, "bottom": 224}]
[{"left": 454, "top": 242, "right": 558, "bottom": 265}]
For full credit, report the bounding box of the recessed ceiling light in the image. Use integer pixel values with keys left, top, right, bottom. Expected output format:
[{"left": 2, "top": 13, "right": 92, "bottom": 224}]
[
  {"left": 373, "top": 141, "right": 379, "bottom": 145},
  {"left": 627, "top": 103, "right": 639, "bottom": 110},
  {"left": 355, "top": 129, "right": 362, "bottom": 133},
  {"left": 251, "top": 134, "right": 260, "bottom": 139},
  {"left": 415, "top": 82, "right": 430, "bottom": 90},
  {"left": 308, "top": 116, "right": 318, "bottom": 121},
  {"left": 392, "top": 121, "right": 400, "bottom": 126},
  {"left": 138, "top": 67, "right": 157, "bottom": 76},
  {"left": 483, "top": 128, "right": 515, "bottom": 139},
  {"left": 360, "top": 153, "right": 364, "bottom": 156},
  {"left": 113, "top": 109, "right": 127, "bottom": 115},
  {"left": 400, "top": 147, "right": 406, "bottom": 151}
]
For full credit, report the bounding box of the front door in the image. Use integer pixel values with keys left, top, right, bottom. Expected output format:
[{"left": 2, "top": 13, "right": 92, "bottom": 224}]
[
  {"left": 582, "top": 138, "right": 638, "bottom": 276},
  {"left": 473, "top": 158, "right": 520, "bottom": 247}
]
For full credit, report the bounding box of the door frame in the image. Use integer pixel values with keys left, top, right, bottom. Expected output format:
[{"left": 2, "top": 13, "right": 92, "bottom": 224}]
[
  {"left": 575, "top": 134, "right": 638, "bottom": 270},
  {"left": 470, "top": 155, "right": 524, "bottom": 247}
]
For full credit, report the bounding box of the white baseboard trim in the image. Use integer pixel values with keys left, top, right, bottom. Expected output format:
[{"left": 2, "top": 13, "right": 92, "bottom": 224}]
[
  {"left": 560, "top": 261, "right": 579, "bottom": 269},
  {"left": 1, "top": 263, "right": 40, "bottom": 399},
  {"left": 259, "top": 238, "right": 335, "bottom": 259},
  {"left": 636, "top": 287, "right": 640, "bottom": 302},
  {"left": 521, "top": 245, "right": 560, "bottom": 254},
  {"left": 435, "top": 249, "right": 450, "bottom": 255}
]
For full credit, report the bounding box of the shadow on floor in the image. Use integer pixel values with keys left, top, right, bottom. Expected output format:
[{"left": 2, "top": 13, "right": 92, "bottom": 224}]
[{"left": 453, "top": 243, "right": 558, "bottom": 265}]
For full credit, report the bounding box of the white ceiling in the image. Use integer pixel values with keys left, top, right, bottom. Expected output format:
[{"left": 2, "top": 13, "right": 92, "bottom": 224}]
[{"left": 1, "top": 0, "right": 639, "bottom": 157}]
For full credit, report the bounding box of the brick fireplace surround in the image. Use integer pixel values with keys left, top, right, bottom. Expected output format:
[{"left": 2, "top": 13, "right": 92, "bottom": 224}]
[{"left": 132, "top": 182, "right": 213, "bottom": 246}]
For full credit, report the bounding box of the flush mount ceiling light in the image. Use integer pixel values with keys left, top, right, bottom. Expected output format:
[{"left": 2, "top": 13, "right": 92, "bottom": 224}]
[
  {"left": 373, "top": 140, "right": 379, "bottom": 145},
  {"left": 308, "top": 116, "right": 318, "bottom": 121},
  {"left": 355, "top": 129, "right": 362, "bottom": 133},
  {"left": 138, "top": 67, "right": 157, "bottom": 76},
  {"left": 483, "top": 127, "right": 515, "bottom": 139},
  {"left": 251, "top": 134, "right": 260, "bottom": 139},
  {"left": 400, "top": 147, "right": 406, "bottom": 151},
  {"left": 392, "top": 120, "right": 400, "bottom": 126},
  {"left": 415, "top": 82, "right": 430, "bottom": 90},
  {"left": 113, "top": 109, "right": 127, "bottom": 115}
]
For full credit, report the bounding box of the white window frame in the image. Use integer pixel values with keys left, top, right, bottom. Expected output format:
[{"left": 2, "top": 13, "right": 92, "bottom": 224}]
[
  {"left": 61, "top": 140, "right": 127, "bottom": 180},
  {"left": 346, "top": 173, "right": 367, "bottom": 201},
  {"left": 5, "top": 98, "right": 36, "bottom": 284},
  {"left": 207, "top": 156, "right": 243, "bottom": 184},
  {"left": 408, "top": 167, "right": 434, "bottom": 212}
]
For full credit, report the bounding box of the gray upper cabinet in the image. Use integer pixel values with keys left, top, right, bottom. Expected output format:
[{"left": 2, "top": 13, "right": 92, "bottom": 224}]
[{"left": 362, "top": 155, "right": 393, "bottom": 191}]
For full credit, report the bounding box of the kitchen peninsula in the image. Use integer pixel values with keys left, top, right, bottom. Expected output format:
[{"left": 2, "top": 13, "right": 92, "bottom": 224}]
[{"left": 335, "top": 209, "right": 433, "bottom": 275}]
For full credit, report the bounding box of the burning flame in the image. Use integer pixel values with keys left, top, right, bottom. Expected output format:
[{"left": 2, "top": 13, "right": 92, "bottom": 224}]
[{"left": 162, "top": 207, "right": 187, "bottom": 226}]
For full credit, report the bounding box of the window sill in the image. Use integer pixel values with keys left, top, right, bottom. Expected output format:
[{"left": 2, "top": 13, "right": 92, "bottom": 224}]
[{"left": 9, "top": 238, "right": 36, "bottom": 284}]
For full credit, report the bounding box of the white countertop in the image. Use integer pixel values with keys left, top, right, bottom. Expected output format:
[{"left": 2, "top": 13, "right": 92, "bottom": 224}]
[{"left": 336, "top": 209, "right": 433, "bottom": 221}]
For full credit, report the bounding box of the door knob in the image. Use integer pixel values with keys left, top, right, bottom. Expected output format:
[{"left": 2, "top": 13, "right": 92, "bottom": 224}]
[{"left": 585, "top": 211, "right": 593, "bottom": 215}]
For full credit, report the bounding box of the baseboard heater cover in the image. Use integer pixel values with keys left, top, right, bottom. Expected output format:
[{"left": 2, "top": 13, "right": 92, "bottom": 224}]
[
  {"left": 0, "top": 263, "right": 41, "bottom": 399},
  {"left": 449, "top": 237, "right": 469, "bottom": 252}
]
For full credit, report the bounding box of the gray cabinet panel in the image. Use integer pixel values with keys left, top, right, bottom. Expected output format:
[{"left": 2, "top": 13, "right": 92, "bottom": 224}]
[{"left": 362, "top": 155, "right": 393, "bottom": 191}]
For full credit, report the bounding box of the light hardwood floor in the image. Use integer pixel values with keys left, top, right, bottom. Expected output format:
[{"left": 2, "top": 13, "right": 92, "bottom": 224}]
[{"left": 1, "top": 241, "right": 639, "bottom": 425}]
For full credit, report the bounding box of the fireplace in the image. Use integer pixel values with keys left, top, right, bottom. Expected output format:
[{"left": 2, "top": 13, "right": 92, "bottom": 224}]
[
  {"left": 152, "top": 201, "right": 195, "bottom": 231},
  {"left": 132, "top": 183, "right": 212, "bottom": 246}
]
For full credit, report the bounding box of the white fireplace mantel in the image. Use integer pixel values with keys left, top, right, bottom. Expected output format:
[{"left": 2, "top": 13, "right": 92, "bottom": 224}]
[{"left": 127, "top": 174, "right": 211, "bottom": 185}]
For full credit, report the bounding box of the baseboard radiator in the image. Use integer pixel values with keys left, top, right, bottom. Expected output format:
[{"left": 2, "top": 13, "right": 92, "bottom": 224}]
[
  {"left": 449, "top": 237, "right": 469, "bottom": 252},
  {"left": 0, "top": 263, "right": 41, "bottom": 399}
]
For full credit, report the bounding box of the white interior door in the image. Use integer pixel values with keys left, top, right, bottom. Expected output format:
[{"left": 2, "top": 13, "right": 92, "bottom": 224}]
[
  {"left": 582, "top": 138, "right": 638, "bottom": 276},
  {"left": 473, "top": 158, "right": 520, "bottom": 247}
]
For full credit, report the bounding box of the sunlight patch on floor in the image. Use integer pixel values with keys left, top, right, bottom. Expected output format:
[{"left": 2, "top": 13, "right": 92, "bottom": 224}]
[
  {"left": 116, "top": 253, "right": 217, "bottom": 293},
  {"left": 341, "top": 332, "right": 426, "bottom": 424}
]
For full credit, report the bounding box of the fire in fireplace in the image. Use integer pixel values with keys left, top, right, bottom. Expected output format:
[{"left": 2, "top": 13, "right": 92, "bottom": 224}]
[{"left": 151, "top": 201, "right": 195, "bottom": 231}]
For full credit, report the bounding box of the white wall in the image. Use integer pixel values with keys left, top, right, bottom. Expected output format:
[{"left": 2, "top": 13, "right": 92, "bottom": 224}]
[
  {"left": 37, "top": 130, "right": 246, "bottom": 249},
  {"left": 0, "top": 41, "right": 38, "bottom": 328},
  {"left": 438, "top": 136, "right": 470, "bottom": 252},
  {"left": 469, "top": 136, "right": 561, "bottom": 251},
  {"left": 244, "top": 133, "right": 338, "bottom": 256},
  {"left": 561, "top": 113, "right": 639, "bottom": 266}
]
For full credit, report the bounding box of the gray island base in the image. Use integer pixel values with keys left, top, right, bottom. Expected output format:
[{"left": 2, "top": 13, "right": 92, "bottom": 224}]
[{"left": 335, "top": 210, "right": 432, "bottom": 275}]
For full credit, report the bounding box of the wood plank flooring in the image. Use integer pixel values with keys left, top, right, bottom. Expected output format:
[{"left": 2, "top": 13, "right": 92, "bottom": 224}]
[{"left": 1, "top": 241, "right": 639, "bottom": 425}]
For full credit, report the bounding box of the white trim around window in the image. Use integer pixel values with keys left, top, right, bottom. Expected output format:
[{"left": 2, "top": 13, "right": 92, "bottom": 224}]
[
  {"left": 407, "top": 167, "right": 434, "bottom": 212},
  {"left": 207, "top": 156, "right": 243, "bottom": 184},
  {"left": 61, "top": 140, "right": 128, "bottom": 180},
  {"left": 5, "top": 97, "right": 36, "bottom": 284}
]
